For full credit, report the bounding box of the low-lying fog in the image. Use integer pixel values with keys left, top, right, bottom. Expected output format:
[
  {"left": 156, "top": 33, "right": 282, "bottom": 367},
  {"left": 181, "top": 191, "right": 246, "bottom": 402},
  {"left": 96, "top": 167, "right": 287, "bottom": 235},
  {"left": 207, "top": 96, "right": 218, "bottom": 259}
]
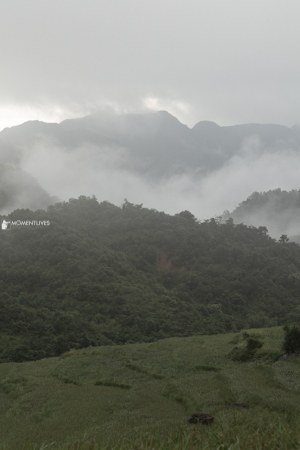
[{"left": 1, "top": 111, "right": 300, "bottom": 238}]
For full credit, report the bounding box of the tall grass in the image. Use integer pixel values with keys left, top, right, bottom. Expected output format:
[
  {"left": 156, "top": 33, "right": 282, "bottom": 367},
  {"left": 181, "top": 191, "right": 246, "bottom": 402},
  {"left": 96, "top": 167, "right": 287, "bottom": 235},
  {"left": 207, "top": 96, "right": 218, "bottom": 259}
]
[{"left": 0, "top": 326, "right": 300, "bottom": 449}]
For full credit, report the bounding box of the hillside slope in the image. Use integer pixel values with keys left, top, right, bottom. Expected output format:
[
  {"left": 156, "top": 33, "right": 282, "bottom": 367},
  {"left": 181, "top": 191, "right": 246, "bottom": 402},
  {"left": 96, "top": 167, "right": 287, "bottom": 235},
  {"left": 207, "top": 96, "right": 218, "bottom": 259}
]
[
  {"left": 225, "top": 188, "right": 300, "bottom": 238},
  {"left": 0, "top": 327, "right": 300, "bottom": 449},
  {"left": 1, "top": 196, "right": 300, "bottom": 363}
]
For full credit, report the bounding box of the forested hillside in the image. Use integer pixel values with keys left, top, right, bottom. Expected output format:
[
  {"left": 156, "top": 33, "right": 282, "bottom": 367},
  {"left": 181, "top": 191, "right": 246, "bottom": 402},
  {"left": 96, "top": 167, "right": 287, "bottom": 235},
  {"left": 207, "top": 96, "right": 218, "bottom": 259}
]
[
  {"left": 225, "top": 188, "right": 300, "bottom": 238},
  {"left": 1, "top": 196, "right": 300, "bottom": 363}
]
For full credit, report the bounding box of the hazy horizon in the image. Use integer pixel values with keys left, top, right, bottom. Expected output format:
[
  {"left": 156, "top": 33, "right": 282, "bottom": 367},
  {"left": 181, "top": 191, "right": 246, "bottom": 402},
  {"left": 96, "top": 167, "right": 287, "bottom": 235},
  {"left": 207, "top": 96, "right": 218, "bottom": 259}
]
[{"left": 1, "top": 108, "right": 300, "bottom": 134}]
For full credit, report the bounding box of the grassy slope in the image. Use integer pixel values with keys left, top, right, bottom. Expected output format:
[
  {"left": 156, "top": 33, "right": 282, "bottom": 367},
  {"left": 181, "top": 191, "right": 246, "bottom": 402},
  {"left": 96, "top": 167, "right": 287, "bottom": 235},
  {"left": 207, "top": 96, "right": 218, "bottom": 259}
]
[{"left": 1, "top": 326, "right": 300, "bottom": 449}]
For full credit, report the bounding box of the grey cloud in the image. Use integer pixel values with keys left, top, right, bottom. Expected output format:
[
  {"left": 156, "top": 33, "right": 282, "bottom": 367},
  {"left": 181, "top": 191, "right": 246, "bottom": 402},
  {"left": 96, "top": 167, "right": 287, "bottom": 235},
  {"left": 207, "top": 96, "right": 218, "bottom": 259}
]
[{"left": 1, "top": 1, "right": 300, "bottom": 126}]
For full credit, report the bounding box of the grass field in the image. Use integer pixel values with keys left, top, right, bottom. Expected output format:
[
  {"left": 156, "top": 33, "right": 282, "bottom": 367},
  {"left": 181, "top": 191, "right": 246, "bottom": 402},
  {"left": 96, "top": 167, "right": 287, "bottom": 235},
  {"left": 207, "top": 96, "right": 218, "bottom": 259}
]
[{"left": 1, "top": 326, "right": 300, "bottom": 449}]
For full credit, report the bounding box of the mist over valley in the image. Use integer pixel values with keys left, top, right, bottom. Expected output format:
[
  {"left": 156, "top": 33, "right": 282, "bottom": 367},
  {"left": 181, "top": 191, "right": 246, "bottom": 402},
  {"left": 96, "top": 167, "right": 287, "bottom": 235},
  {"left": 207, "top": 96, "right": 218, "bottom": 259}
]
[{"left": 1, "top": 110, "right": 300, "bottom": 238}]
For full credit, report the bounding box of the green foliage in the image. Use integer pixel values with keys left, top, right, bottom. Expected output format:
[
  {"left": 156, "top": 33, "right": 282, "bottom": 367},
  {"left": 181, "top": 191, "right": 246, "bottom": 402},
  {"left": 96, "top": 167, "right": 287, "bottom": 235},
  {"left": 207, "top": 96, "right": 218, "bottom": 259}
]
[
  {"left": 231, "top": 333, "right": 264, "bottom": 362},
  {"left": 246, "top": 337, "right": 263, "bottom": 351},
  {"left": 282, "top": 324, "right": 300, "bottom": 353},
  {"left": 1, "top": 196, "right": 300, "bottom": 362},
  {"left": 279, "top": 234, "right": 289, "bottom": 244}
]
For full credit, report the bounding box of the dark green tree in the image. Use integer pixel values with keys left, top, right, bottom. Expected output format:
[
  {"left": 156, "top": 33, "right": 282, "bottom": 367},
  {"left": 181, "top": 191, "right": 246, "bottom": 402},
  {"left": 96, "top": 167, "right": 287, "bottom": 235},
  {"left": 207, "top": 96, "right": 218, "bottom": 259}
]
[
  {"left": 279, "top": 234, "right": 289, "bottom": 244},
  {"left": 282, "top": 325, "right": 300, "bottom": 353}
]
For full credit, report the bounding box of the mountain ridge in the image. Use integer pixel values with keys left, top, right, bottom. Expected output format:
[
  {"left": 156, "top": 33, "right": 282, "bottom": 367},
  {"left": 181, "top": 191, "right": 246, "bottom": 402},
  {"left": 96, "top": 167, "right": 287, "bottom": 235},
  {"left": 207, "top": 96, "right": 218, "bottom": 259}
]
[
  {"left": 1, "top": 110, "right": 298, "bottom": 181},
  {"left": 1, "top": 111, "right": 300, "bottom": 226}
]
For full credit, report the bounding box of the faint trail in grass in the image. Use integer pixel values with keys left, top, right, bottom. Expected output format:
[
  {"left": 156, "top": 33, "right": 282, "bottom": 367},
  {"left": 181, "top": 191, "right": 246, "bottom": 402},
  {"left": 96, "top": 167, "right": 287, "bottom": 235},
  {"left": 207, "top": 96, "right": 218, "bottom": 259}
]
[
  {"left": 162, "top": 382, "right": 191, "bottom": 412},
  {"left": 123, "top": 361, "right": 165, "bottom": 379},
  {"left": 192, "top": 365, "right": 221, "bottom": 372},
  {"left": 94, "top": 380, "right": 131, "bottom": 389}
]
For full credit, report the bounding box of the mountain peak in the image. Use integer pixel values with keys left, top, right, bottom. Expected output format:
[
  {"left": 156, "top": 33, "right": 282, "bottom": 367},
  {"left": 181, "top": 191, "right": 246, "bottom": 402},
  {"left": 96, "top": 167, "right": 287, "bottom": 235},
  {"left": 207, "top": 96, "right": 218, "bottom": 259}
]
[{"left": 192, "top": 120, "right": 220, "bottom": 130}]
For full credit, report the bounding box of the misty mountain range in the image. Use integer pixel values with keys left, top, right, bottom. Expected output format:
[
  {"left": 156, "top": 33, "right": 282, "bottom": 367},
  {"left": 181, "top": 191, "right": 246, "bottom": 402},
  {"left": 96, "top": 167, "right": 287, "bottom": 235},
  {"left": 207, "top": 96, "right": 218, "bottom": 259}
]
[
  {"left": 1, "top": 110, "right": 300, "bottom": 235},
  {"left": 2, "top": 111, "right": 300, "bottom": 176}
]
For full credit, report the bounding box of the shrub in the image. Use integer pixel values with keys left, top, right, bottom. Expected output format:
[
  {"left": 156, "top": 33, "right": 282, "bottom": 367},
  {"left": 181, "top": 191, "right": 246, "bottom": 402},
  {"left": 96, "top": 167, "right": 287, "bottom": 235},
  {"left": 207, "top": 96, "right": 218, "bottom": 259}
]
[
  {"left": 231, "top": 335, "right": 264, "bottom": 362},
  {"left": 282, "top": 324, "right": 300, "bottom": 353},
  {"left": 246, "top": 338, "right": 263, "bottom": 352}
]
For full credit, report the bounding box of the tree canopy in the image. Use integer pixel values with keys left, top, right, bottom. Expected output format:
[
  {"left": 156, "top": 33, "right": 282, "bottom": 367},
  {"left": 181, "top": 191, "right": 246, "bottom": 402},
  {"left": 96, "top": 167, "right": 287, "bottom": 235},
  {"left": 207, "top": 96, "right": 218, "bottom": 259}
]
[{"left": 1, "top": 196, "right": 300, "bottom": 362}]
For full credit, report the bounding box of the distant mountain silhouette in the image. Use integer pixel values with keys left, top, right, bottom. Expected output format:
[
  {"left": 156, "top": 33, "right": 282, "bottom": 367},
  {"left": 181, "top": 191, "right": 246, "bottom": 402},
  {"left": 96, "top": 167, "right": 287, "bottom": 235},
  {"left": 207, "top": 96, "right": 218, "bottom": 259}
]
[
  {"left": 1, "top": 110, "right": 300, "bottom": 213},
  {"left": 61, "top": 110, "right": 200, "bottom": 176},
  {"left": 61, "top": 112, "right": 300, "bottom": 175},
  {"left": 2, "top": 111, "right": 299, "bottom": 179},
  {"left": 0, "top": 120, "right": 118, "bottom": 167},
  {"left": 192, "top": 121, "right": 294, "bottom": 161}
]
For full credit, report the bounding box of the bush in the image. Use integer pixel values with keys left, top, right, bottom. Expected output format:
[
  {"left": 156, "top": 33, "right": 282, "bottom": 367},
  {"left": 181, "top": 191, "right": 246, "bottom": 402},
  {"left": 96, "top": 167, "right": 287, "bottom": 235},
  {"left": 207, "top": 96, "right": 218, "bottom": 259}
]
[
  {"left": 282, "top": 324, "right": 300, "bottom": 353},
  {"left": 246, "top": 337, "right": 263, "bottom": 351},
  {"left": 231, "top": 335, "right": 264, "bottom": 362}
]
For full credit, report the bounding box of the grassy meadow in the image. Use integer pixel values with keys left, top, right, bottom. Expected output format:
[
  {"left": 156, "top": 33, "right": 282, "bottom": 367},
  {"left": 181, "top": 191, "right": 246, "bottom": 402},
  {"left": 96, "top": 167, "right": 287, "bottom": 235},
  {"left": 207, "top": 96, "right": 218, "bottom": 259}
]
[{"left": 1, "top": 326, "right": 300, "bottom": 449}]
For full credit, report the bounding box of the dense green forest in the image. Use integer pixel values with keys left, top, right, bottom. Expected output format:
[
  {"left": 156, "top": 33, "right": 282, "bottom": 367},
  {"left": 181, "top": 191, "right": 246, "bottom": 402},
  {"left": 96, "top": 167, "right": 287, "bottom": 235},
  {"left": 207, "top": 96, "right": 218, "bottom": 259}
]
[{"left": 1, "top": 196, "right": 300, "bottom": 363}]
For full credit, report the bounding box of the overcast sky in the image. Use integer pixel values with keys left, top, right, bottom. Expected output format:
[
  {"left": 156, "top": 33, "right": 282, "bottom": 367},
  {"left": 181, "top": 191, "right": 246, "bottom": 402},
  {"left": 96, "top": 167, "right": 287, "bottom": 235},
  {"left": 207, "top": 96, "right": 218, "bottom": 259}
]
[{"left": 1, "top": 0, "right": 300, "bottom": 131}]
